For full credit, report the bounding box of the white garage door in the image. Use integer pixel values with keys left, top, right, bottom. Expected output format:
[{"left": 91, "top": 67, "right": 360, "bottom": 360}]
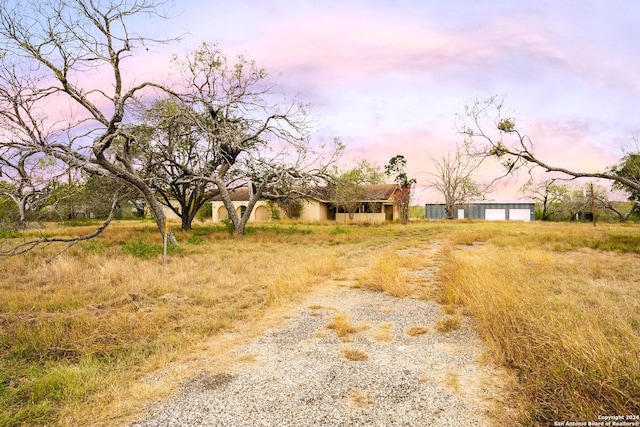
[
  {"left": 484, "top": 209, "right": 506, "bottom": 220},
  {"left": 509, "top": 209, "right": 532, "bottom": 222}
]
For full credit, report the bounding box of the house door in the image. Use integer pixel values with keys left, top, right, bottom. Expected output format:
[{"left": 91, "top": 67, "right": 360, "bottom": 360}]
[
  {"left": 457, "top": 209, "right": 465, "bottom": 219},
  {"left": 327, "top": 206, "right": 336, "bottom": 220},
  {"left": 384, "top": 205, "right": 394, "bottom": 221}
]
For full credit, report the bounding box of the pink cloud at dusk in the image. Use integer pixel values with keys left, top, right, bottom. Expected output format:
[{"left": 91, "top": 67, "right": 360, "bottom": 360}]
[{"left": 44, "top": 0, "right": 639, "bottom": 205}]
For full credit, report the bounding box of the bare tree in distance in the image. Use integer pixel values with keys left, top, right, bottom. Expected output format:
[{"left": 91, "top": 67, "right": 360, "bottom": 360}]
[
  {"left": 425, "top": 147, "right": 485, "bottom": 219},
  {"left": 592, "top": 192, "right": 638, "bottom": 222},
  {"left": 518, "top": 178, "right": 569, "bottom": 221},
  {"left": 559, "top": 182, "right": 608, "bottom": 222},
  {"left": 0, "top": 0, "right": 182, "bottom": 247},
  {"left": 0, "top": 198, "right": 121, "bottom": 258},
  {"left": 0, "top": 147, "right": 66, "bottom": 228},
  {"left": 459, "top": 96, "right": 640, "bottom": 195}
]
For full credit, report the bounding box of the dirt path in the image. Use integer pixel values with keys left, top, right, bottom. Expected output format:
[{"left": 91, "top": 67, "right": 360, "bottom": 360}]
[{"left": 130, "top": 248, "right": 513, "bottom": 426}]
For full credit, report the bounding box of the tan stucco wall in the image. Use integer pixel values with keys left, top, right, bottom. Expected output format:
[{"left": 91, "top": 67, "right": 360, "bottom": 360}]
[
  {"left": 211, "top": 199, "right": 396, "bottom": 223},
  {"left": 298, "top": 199, "right": 327, "bottom": 221},
  {"left": 211, "top": 201, "right": 274, "bottom": 223},
  {"left": 211, "top": 199, "right": 328, "bottom": 223},
  {"left": 335, "top": 213, "right": 386, "bottom": 223}
]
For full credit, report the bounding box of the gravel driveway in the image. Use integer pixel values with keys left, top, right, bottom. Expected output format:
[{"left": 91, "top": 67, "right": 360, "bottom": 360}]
[{"left": 130, "top": 285, "right": 509, "bottom": 426}]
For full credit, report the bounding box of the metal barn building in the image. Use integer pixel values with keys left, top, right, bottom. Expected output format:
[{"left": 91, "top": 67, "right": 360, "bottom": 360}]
[{"left": 425, "top": 203, "right": 535, "bottom": 221}]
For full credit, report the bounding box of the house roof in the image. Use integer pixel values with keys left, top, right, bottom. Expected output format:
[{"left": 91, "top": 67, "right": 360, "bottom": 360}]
[
  {"left": 211, "top": 187, "right": 251, "bottom": 202},
  {"left": 359, "top": 184, "right": 401, "bottom": 201},
  {"left": 212, "top": 184, "right": 400, "bottom": 203}
]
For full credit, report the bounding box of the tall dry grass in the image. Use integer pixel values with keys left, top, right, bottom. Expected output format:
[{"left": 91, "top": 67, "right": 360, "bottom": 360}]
[
  {"left": 3, "top": 219, "right": 639, "bottom": 426},
  {"left": 357, "top": 241, "right": 431, "bottom": 298},
  {"left": 439, "top": 222, "right": 640, "bottom": 424},
  {"left": 0, "top": 221, "right": 381, "bottom": 427},
  {"left": 359, "top": 254, "right": 411, "bottom": 297}
]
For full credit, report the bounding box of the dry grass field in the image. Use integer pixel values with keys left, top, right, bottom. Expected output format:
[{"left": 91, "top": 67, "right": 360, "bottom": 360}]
[
  {"left": 439, "top": 221, "right": 640, "bottom": 424},
  {"left": 1, "top": 219, "right": 639, "bottom": 426}
]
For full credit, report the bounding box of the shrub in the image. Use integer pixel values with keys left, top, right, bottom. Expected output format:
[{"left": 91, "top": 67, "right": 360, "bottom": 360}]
[
  {"left": 0, "top": 227, "right": 20, "bottom": 239},
  {"left": 266, "top": 201, "right": 281, "bottom": 220},
  {"left": 196, "top": 203, "right": 212, "bottom": 223},
  {"left": 187, "top": 235, "right": 206, "bottom": 245},
  {"left": 277, "top": 198, "right": 303, "bottom": 219},
  {"left": 330, "top": 225, "right": 349, "bottom": 235},
  {"left": 79, "top": 240, "right": 110, "bottom": 255}
]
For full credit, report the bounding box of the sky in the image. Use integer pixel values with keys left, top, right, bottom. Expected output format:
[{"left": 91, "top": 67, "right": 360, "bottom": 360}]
[{"left": 138, "top": 0, "right": 640, "bottom": 203}]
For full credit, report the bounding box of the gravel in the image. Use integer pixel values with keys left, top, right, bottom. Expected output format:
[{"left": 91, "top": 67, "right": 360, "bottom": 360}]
[{"left": 131, "top": 287, "right": 504, "bottom": 427}]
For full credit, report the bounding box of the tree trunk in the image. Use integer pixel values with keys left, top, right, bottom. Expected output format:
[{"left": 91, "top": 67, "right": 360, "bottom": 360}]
[
  {"left": 541, "top": 206, "right": 550, "bottom": 221},
  {"left": 146, "top": 195, "right": 178, "bottom": 245},
  {"left": 214, "top": 175, "right": 243, "bottom": 235},
  {"left": 445, "top": 204, "right": 455, "bottom": 219},
  {"left": 234, "top": 221, "right": 246, "bottom": 236},
  {"left": 95, "top": 155, "right": 178, "bottom": 244},
  {"left": 181, "top": 214, "right": 192, "bottom": 231},
  {"left": 17, "top": 199, "right": 27, "bottom": 229}
]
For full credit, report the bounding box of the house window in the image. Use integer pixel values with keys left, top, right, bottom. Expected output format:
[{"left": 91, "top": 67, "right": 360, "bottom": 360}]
[
  {"left": 236, "top": 205, "right": 247, "bottom": 217},
  {"left": 362, "top": 202, "right": 382, "bottom": 213}
]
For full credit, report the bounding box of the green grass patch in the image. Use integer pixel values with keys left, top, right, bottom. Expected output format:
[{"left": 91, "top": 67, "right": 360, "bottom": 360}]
[
  {"left": 0, "top": 228, "right": 20, "bottom": 239},
  {"left": 592, "top": 234, "right": 640, "bottom": 253},
  {"left": 121, "top": 240, "right": 182, "bottom": 258},
  {"left": 78, "top": 239, "right": 110, "bottom": 255},
  {"left": 330, "top": 225, "right": 350, "bottom": 235},
  {"left": 259, "top": 225, "right": 313, "bottom": 235},
  {"left": 0, "top": 358, "right": 110, "bottom": 427},
  {"left": 190, "top": 225, "right": 218, "bottom": 236},
  {"left": 187, "top": 235, "right": 207, "bottom": 245}
]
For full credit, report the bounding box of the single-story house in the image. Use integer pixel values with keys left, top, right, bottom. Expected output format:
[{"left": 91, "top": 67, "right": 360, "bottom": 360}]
[
  {"left": 211, "top": 184, "right": 401, "bottom": 223},
  {"left": 425, "top": 203, "right": 535, "bottom": 221}
]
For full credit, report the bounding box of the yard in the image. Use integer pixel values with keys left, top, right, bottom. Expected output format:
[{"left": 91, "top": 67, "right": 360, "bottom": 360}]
[{"left": 0, "top": 220, "right": 639, "bottom": 426}]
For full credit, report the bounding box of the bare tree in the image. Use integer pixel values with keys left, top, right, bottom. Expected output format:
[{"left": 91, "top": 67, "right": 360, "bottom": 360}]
[
  {"left": 173, "top": 43, "right": 341, "bottom": 235},
  {"left": 519, "top": 178, "right": 569, "bottom": 221},
  {"left": 0, "top": 197, "right": 121, "bottom": 258},
  {"left": 557, "top": 182, "right": 611, "bottom": 222},
  {"left": 0, "top": 147, "right": 65, "bottom": 227},
  {"left": 594, "top": 196, "right": 638, "bottom": 222},
  {"left": 587, "top": 182, "right": 638, "bottom": 223},
  {"left": 459, "top": 96, "right": 640, "bottom": 194},
  {"left": 425, "top": 147, "right": 484, "bottom": 219},
  {"left": 0, "top": 0, "right": 181, "bottom": 245}
]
